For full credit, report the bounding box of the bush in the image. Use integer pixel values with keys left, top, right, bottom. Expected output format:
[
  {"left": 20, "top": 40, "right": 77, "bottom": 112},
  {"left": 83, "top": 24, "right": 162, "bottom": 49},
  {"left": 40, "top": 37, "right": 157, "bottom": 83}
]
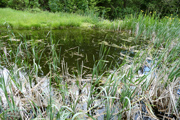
[
  {"left": 48, "top": 0, "right": 89, "bottom": 13},
  {"left": 4, "top": 0, "right": 180, "bottom": 19},
  {"left": 7, "top": 0, "right": 28, "bottom": 10},
  {"left": 0, "top": 0, "right": 7, "bottom": 7},
  {"left": 29, "top": 0, "right": 40, "bottom": 8},
  {"left": 48, "top": 0, "right": 62, "bottom": 12}
]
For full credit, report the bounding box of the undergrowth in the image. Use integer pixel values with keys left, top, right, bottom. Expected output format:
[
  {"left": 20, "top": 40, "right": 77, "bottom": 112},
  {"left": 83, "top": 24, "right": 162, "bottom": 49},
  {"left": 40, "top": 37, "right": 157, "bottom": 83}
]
[{"left": 0, "top": 9, "right": 180, "bottom": 119}]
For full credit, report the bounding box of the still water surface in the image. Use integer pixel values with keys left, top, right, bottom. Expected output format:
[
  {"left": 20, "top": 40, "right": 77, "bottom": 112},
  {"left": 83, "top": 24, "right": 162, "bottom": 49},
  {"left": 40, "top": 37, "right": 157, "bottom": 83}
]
[{"left": 0, "top": 28, "right": 142, "bottom": 76}]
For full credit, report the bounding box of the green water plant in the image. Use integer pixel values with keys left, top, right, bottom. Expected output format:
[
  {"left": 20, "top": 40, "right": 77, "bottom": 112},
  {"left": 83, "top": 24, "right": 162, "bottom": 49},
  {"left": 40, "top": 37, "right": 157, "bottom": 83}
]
[{"left": 0, "top": 9, "right": 180, "bottom": 119}]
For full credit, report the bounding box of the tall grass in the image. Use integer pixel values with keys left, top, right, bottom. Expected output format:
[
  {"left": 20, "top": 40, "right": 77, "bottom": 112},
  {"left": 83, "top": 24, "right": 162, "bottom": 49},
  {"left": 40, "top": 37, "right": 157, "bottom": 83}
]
[
  {"left": 0, "top": 10, "right": 180, "bottom": 119},
  {"left": 0, "top": 8, "right": 96, "bottom": 29}
]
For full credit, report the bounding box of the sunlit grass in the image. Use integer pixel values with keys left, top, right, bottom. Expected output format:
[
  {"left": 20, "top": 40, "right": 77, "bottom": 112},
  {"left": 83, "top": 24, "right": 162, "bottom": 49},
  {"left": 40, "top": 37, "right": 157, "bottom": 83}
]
[
  {"left": 0, "top": 9, "right": 180, "bottom": 119},
  {"left": 0, "top": 8, "right": 96, "bottom": 29}
]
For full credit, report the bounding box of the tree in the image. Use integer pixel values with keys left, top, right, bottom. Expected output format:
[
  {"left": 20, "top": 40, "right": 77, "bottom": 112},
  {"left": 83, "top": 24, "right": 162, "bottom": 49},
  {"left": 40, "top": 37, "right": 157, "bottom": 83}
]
[{"left": 0, "top": 0, "right": 7, "bottom": 7}]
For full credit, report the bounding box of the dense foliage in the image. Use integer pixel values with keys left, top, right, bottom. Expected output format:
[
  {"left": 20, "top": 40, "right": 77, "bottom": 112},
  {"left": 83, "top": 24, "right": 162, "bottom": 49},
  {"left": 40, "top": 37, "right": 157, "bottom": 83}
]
[{"left": 0, "top": 0, "right": 180, "bottom": 19}]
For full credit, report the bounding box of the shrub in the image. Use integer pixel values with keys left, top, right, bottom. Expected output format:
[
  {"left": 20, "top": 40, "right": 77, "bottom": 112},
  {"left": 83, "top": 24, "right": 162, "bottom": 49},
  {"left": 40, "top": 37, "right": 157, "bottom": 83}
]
[{"left": 0, "top": 0, "right": 7, "bottom": 7}]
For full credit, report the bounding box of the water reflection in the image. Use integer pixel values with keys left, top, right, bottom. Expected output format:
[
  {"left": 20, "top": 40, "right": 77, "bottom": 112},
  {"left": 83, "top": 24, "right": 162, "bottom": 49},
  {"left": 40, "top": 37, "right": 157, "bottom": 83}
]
[{"left": 0, "top": 28, "right": 139, "bottom": 76}]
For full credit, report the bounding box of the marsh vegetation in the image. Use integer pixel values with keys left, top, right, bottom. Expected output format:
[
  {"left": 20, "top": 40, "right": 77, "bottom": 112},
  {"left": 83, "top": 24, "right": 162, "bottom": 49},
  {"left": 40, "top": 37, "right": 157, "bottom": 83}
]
[{"left": 0, "top": 8, "right": 180, "bottom": 120}]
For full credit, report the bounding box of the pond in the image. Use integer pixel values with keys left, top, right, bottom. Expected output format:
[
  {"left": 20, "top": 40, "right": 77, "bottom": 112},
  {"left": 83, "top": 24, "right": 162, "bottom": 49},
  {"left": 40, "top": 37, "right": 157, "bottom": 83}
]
[
  {"left": 1, "top": 28, "right": 179, "bottom": 120},
  {"left": 0, "top": 28, "right": 143, "bottom": 77},
  {"left": 0, "top": 28, "right": 155, "bottom": 120}
]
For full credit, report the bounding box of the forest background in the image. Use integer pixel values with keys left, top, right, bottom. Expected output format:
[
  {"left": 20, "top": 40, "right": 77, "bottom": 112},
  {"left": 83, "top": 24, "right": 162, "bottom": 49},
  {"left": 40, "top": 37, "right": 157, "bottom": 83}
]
[{"left": 0, "top": 0, "right": 180, "bottom": 19}]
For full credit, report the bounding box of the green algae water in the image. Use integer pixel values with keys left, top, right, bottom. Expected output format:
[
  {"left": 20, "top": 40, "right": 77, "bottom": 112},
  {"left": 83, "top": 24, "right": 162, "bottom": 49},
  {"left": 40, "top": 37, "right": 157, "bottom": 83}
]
[{"left": 0, "top": 28, "right": 142, "bottom": 76}]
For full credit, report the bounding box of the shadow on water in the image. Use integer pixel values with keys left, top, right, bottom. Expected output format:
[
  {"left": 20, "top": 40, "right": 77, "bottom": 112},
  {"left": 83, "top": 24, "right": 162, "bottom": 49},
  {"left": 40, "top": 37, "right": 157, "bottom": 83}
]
[{"left": 0, "top": 28, "right": 143, "bottom": 77}]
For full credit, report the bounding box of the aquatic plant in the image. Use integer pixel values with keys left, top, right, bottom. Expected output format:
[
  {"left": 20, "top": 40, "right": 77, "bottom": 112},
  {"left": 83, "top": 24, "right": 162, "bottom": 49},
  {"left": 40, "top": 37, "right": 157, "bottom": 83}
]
[{"left": 0, "top": 9, "right": 179, "bottom": 119}]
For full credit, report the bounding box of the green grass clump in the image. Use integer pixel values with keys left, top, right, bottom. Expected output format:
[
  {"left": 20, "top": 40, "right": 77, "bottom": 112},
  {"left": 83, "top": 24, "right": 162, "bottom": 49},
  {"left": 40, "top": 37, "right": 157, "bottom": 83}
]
[
  {"left": 0, "top": 9, "right": 180, "bottom": 119},
  {"left": 0, "top": 8, "right": 97, "bottom": 29},
  {"left": 1, "top": 8, "right": 180, "bottom": 35}
]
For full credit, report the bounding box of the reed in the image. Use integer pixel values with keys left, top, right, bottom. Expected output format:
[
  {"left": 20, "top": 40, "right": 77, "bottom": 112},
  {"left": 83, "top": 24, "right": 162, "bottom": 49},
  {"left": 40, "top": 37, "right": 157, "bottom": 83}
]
[{"left": 0, "top": 9, "right": 179, "bottom": 119}]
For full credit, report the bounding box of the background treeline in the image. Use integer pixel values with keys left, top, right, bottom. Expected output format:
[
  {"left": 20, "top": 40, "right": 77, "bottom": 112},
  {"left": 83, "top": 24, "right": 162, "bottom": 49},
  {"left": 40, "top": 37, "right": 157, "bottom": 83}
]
[{"left": 0, "top": 0, "right": 180, "bottom": 19}]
